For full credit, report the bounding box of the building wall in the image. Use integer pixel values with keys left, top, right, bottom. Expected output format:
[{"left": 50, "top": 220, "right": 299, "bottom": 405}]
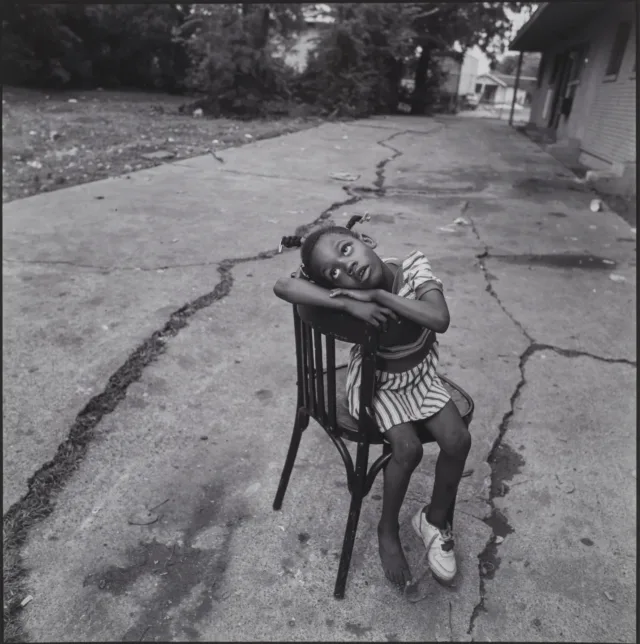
[
  {"left": 458, "top": 52, "right": 480, "bottom": 95},
  {"left": 580, "top": 8, "right": 636, "bottom": 170},
  {"left": 528, "top": 3, "right": 636, "bottom": 171},
  {"left": 500, "top": 87, "right": 528, "bottom": 106},
  {"left": 437, "top": 56, "right": 463, "bottom": 94},
  {"left": 475, "top": 77, "right": 526, "bottom": 106},
  {"left": 437, "top": 51, "right": 480, "bottom": 96}
]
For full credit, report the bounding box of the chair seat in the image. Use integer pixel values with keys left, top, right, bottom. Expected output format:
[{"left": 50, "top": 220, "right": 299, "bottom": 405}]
[{"left": 333, "top": 367, "right": 473, "bottom": 443}]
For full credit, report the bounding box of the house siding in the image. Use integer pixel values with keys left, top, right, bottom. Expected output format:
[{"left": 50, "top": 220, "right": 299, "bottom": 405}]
[
  {"left": 527, "top": 3, "right": 636, "bottom": 170},
  {"left": 580, "top": 12, "right": 636, "bottom": 168}
]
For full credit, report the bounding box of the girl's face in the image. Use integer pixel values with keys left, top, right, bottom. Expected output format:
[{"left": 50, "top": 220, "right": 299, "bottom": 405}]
[{"left": 309, "top": 232, "right": 384, "bottom": 290}]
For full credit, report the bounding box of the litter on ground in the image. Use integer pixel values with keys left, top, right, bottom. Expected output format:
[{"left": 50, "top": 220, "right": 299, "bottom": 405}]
[{"left": 329, "top": 172, "right": 360, "bottom": 182}]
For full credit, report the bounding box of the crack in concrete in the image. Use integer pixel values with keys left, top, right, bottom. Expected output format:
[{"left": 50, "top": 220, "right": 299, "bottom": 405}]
[
  {"left": 466, "top": 218, "right": 635, "bottom": 636},
  {"left": 341, "top": 125, "right": 443, "bottom": 202},
  {"left": 375, "top": 133, "right": 405, "bottom": 190},
  {"left": 3, "top": 126, "right": 423, "bottom": 642}
]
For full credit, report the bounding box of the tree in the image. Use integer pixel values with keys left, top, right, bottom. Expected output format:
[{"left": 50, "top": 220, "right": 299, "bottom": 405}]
[
  {"left": 405, "top": 2, "right": 535, "bottom": 114},
  {"left": 176, "top": 3, "right": 304, "bottom": 117},
  {"left": 1, "top": 2, "right": 192, "bottom": 90},
  {"left": 299, "top": 3, "right": 420, "bottom": 116},
  {"left": 493, "top": 52, "right": 541, "bottom": 77},
  {"left": 295, "top": 2, "right": 535, "bottom": 116}
]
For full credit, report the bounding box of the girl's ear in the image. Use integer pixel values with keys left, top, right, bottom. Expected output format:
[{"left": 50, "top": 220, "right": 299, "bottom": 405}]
[{"left": 358, "top": 232, "right": 378, "bottom": 249}]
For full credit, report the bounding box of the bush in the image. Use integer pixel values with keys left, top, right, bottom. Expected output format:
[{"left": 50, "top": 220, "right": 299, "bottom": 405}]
[
  {"left": 292, "top": 4, "right": 416, "bottom": 118},
  {"left": 178, "top": 6, "right": 300, "bottom": 118},
  {"left": 2, "top": 2, "right": 189, "bottom": 91}
]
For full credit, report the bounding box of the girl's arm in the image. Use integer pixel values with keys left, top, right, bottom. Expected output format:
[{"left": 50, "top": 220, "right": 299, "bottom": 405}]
[
  {"left": 274, "top": 275, "right": 399, "bottom": 327},
  {"left": 329, "top": 286, "right": 450, "bottom": 333},
  {"left": 374, "top": 288, "right": 450, "bottom": 333},
  {"left": 274, "top": 275, "right": 348, "bottom": 311}
]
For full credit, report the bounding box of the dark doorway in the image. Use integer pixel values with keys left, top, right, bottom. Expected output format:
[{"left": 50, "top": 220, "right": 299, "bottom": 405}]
[{"left": 547, "top": 44, "right": 588, "bottom": 130}]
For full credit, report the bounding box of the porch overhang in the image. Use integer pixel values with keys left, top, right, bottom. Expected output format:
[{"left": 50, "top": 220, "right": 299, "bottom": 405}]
[{"left": 510, "top": 1, "right": 609, "bottom": 52}]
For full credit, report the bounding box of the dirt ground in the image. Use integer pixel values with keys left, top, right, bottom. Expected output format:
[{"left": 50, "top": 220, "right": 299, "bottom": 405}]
[{"left": 2, "top": 87, "right": 323, "bottom": 203}]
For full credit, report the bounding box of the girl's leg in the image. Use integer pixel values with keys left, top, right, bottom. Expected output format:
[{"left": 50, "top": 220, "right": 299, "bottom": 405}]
[
  {"left": 421, "top": 399, "right": 471, "bottom": 528},
  {"left": 378, "top": 422, "right": 423, "bottom": 586},
  {"left": 411, "top": 400, "right": 470, "bottom": 584}
]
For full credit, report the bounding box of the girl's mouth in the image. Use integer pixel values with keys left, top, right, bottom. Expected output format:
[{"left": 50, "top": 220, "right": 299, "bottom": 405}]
[{"left": 358, "top": 265, "right": 370, "bottom": 281}]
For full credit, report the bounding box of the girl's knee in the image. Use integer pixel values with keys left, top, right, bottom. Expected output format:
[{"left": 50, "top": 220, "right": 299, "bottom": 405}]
[{"left": 391, "top": 436, "right": 423, "bottom": 471}]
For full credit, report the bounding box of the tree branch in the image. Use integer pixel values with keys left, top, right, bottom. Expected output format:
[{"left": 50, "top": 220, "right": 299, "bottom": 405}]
[{"left": 415, "top": 7, "right": 441, "bottom": 20}]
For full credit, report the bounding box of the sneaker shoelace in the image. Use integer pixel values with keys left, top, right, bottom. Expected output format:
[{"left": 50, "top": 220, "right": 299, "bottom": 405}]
[{"left": 439, "top": 527, "right": 455, "bottom": 552}]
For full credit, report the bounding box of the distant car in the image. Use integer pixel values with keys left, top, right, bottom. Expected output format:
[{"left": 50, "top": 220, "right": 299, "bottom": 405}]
[{"left": 462, "top": 93, "right": 479, "bottom": 110}]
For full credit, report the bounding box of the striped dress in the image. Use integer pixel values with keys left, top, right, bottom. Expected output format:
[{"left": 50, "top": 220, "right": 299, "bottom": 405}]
[{"left": 345, "top": 250, "right": 451, "bottom": 433}]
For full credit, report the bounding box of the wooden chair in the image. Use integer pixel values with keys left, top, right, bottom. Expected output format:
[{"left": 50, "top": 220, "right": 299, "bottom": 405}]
[{"left": 273, "top": 304, "right": 474, "bottom": 599}]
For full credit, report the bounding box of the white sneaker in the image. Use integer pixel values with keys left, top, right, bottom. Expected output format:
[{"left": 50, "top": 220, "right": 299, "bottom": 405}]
[{"left": 411, "top": 506, "right": 457, "bottom": 584}]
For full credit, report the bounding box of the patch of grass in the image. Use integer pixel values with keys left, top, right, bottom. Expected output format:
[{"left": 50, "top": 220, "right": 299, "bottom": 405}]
[{"left": 2, "top": 87, "right": 324, "bottom": 203}]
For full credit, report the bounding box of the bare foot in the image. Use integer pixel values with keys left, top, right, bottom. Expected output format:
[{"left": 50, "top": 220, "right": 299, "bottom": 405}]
[{"left": 378, "top": 524, "right": 412, "bottom": 587}]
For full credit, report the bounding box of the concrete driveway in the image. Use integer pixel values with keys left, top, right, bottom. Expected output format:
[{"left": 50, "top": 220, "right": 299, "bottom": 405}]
[{"left": 3, "top": 115, "right": 636, "bottom": 642}]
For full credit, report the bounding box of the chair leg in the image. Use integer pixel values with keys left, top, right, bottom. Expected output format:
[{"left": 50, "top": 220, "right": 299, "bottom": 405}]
[
  {"left": 273, "top": 409, "right": 307, "bottom": 511},
  {"left": 334, "top": 441, "right": 369, "bottom": 599}
]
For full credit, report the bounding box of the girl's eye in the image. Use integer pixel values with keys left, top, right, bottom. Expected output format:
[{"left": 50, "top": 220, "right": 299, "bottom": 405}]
[
  {"left": 341, "top": 243, "right": 352, "bottom": 255},
  {"left": 330, "top": 268, "right": 340, "bottom": 279}
]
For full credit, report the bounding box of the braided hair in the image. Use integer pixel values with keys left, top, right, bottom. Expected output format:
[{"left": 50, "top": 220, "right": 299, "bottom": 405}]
[{"left": 279, "top": 214, "right": 370, "bottom": 286}]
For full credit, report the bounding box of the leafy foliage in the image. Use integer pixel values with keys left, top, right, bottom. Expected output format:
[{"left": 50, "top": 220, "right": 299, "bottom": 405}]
[
  {"left": 2, "top": 2, "right": 536, "bottom": 117},
  {"left": 296, "top": 4, "right": 418, "bottom": 117},
  {"left": 493, "top": 52, "right": 542, "bottom": 77},
  {"left": 2, "top": 2, "right": 191, "bottom": 90},
  {"left": 176, "top": 4, "right": 304, "bottom": 118},
  {"left": 293, "top": 2, "right": 534, "bottom": 116}
]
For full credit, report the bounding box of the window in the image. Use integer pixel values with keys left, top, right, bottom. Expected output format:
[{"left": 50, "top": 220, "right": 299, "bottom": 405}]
[
  {"left": 474, "top": 83, "right": 482, "bottom": 93},
  {"left": 604, "top": 21, "right": 631, "bottom": 79}
]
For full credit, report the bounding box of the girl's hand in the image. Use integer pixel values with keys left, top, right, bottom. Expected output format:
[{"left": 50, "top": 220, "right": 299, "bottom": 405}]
[
  {"left": 343, "top": 300, "right": 398, "bottom": 328},
  {"left": 329, "top": 288, "right": 378, "bottom": 302}
]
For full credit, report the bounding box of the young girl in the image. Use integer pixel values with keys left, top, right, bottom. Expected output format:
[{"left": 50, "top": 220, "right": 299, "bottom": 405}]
[{"left": 273, "top": 216, "right": 471, "bottom": 589}]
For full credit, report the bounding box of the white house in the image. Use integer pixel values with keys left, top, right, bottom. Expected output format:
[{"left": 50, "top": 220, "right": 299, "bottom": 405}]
[
  {"left": 474, "top": 72, "right": 535, "bottom": 106},
  {"left": 510, "top": 1, "right": 636, "bottom": 195},
  {"left": 433, "top": 49, "right": 480, "bottom": 97}
]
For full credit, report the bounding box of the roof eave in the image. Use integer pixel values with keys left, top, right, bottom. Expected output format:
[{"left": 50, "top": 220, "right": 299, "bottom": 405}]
[
  {"left": 509, "top": 3, "right": 549, "bottom": 52},
  {"left": 510, "top": 2, "right": 607, "bottom": 52}
]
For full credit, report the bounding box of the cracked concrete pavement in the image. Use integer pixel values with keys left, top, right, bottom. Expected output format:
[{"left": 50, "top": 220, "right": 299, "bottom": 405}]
[{"left": 3, "top": 115, "right": 636, "bottom": 642}]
